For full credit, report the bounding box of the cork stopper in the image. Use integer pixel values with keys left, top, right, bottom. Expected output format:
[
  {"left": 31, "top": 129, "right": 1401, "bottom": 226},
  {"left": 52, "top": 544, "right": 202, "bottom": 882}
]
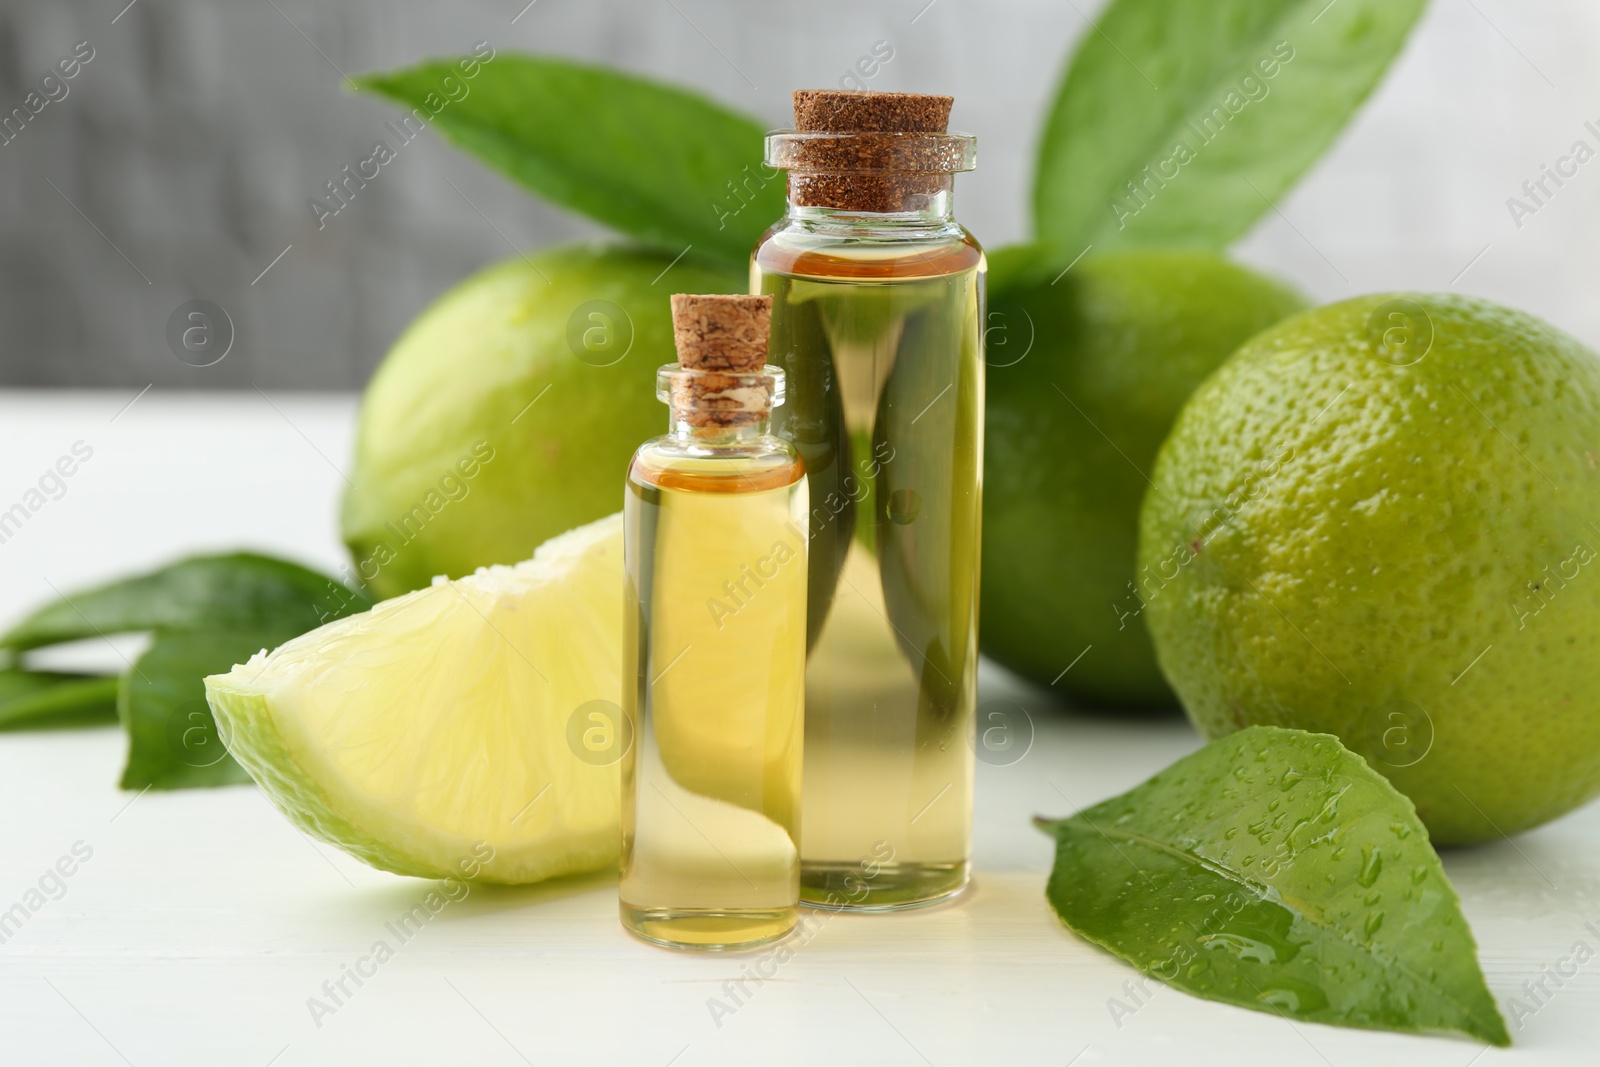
[
  {"left": 669, "top": 294, "right": 770, "bottom": 371},
  {"left": 666, "top": 294, "right": 777, "bottom": 428},
  {"left": 792, "top": 90, "right": 953, "bottom": 134},
  {"left": 770, "top": 90, "right": 972, "bottom": 212}
]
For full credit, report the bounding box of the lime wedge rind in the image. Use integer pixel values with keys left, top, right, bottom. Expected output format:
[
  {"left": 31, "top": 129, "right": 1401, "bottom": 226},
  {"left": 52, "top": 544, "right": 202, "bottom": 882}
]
[{"left": 205, "top": 513, "right": 624, "bottom": 884}]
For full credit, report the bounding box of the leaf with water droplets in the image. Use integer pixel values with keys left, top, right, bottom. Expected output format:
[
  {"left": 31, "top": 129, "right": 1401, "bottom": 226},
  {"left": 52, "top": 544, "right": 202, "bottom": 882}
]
[{"left": 1035, "top": 726, "right": 1508, "bottom": 1046}]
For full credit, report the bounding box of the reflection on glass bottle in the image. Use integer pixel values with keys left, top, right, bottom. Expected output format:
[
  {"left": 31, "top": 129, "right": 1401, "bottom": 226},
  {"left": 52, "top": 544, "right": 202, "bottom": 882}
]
[
  {"left": 754, "top": 90, "right": 984, "bottom": 910},
  {"left": 620, "top": 294, "right": 808, "bottom": 951}
]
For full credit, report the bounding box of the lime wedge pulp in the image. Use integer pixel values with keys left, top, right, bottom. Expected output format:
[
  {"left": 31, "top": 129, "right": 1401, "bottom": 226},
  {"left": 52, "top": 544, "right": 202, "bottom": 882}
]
[{"left": 205, "top": 514, "right": 624, "bottom": 883}]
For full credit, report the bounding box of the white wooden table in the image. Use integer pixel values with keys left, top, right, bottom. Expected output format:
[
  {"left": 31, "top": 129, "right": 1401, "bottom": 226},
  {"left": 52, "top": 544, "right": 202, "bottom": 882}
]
[{"left": 0, "top": 391, "right": 1592, "bottom": 1065}]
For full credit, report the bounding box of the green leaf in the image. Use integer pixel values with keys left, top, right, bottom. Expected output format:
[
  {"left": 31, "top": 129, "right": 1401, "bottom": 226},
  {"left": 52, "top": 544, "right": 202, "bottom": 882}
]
[
  {"left": 0, "top": 552, "right": 370, "bottom": 786},
  {"left": 119, "top": 628, "right": 304, "bottom": 790},
  {"left": 354, "top": 54, "right": 780, "bottom": 269},
  {"left": 0, "top": 669, "right": 118, "bottom": 730},
  {"left": 1036, "top": 726, "right": 1509, "bottom": 1046},
  {"left": 1033, "top": 0, "right": 1426, "bottom": 256},
  {"left": 0, "top": 553, "right": 371, "bottom": 653}
]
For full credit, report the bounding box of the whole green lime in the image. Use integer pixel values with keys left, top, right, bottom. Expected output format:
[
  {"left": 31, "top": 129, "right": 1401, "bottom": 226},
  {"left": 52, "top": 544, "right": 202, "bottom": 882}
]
[
  {"left": 342, "top": 244, "right": 742, "bottom": 598},
  {"left": 1140, "top": 292, "right": 1600, "bottom": 844},
  {"left": 981, "top": 250, "right": 1305, "bottom": 706}
]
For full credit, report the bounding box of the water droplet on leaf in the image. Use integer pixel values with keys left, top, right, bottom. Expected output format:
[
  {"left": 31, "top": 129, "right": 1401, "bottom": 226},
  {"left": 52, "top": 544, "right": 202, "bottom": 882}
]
[{"left": 1358, "top": 845, "right": 1383, "bottom": 888}]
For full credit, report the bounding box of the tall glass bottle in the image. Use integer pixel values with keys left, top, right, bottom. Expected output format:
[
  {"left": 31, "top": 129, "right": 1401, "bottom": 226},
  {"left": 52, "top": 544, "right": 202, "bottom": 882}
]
[
  {"left": 753, "top": 91, "right": 983, "bottom": 910},
  {"left": 620, "top": 294, "right": 809, "bottom": 950}
]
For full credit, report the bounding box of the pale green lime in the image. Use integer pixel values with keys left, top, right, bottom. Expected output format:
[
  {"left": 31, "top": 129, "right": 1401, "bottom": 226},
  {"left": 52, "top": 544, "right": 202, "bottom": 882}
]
[{"left": 342, "top": 244, "right": 741, "bottom": 599}]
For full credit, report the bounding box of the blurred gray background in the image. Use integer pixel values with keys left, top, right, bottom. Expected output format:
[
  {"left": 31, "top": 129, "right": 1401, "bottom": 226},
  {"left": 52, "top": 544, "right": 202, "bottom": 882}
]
[{"left": 2, "top": 0, "right": 1596, "bottom": 389}]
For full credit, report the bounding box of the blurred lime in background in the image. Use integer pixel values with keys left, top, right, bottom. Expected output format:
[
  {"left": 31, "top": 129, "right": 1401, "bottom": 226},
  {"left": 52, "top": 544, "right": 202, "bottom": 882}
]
[
  {"left": 982, "top": 250, "right": 1304, "bottom": 706},
  {"left": 341, "top": 244, "right": 742, "bottom": 598}
]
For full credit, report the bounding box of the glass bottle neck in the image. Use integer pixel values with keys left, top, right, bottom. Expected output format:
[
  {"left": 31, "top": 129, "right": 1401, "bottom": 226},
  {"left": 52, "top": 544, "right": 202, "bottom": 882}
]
[
  {"left": 654, "top": 362, "right": 784, "bottom": 452},
  {"left": 666, "top": 410, "right": 772, "bottom": 449},
  {"left": 783, "top": 187, "right": 958, "bottom": 237}
]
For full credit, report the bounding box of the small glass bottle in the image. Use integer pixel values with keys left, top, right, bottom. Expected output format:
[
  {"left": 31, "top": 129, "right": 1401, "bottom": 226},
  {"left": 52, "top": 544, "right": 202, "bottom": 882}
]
[
  {"left": 619, "top": 293, "right": 809, "bottom": 950},
  {"left": 753, "top": 90, "right": 983, "bottom": 910}
]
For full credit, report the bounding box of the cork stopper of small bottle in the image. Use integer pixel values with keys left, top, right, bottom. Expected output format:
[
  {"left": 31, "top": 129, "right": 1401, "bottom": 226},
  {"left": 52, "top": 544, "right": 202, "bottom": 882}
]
[
  {"left": 668, "top": 294, "right": 774, "bottom": 428},
  {"left": 784, "top": 90, "right": 957, "bottom": 212}
]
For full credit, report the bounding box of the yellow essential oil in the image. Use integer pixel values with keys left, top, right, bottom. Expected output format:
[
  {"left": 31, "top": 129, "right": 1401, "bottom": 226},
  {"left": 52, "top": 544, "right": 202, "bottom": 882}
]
[
  {"left": 619, "top": 294, "right": 808, "bottom": 950},
  {"left": 755, "top": 90, "right": 984, "bottom": 910}
]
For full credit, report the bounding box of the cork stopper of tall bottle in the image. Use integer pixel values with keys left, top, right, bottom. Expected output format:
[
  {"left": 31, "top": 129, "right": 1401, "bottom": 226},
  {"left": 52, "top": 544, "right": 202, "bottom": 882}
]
[
  {"left": 787, "top": 89, "right": 956, "bottom": 212},
  {"left": 791, "top": 89, "right": 953, "bottom": 134},
  {"left": 669, "top": 294, "right": 774, "bottom": 428}
]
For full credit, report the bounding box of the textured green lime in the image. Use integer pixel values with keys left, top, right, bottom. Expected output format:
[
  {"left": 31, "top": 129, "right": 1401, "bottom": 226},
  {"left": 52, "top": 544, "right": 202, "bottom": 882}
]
[
  {"left": 1038, "top": 726, "right": 1509, "bottom": 1046},
  {"left": 982, "top": 250, "right": 1304, "bottom": 705},
  {"left": 341, "top": 244, "right": 741, "bottom": 599},
  {"left": 1140, "top": 293, "right": 1600, "bottom": 843}
]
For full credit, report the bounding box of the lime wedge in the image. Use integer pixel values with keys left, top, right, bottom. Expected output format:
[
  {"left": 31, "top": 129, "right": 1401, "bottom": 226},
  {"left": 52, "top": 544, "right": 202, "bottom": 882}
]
[{"left": 205, "top": 514, "right": 623, "bottom": 884}]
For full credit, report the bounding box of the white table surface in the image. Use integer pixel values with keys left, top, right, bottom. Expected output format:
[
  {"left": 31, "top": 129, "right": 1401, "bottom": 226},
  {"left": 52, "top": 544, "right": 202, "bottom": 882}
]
[{"left": 0, "top": 390, "right": 1594, "bottom": 1066}]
